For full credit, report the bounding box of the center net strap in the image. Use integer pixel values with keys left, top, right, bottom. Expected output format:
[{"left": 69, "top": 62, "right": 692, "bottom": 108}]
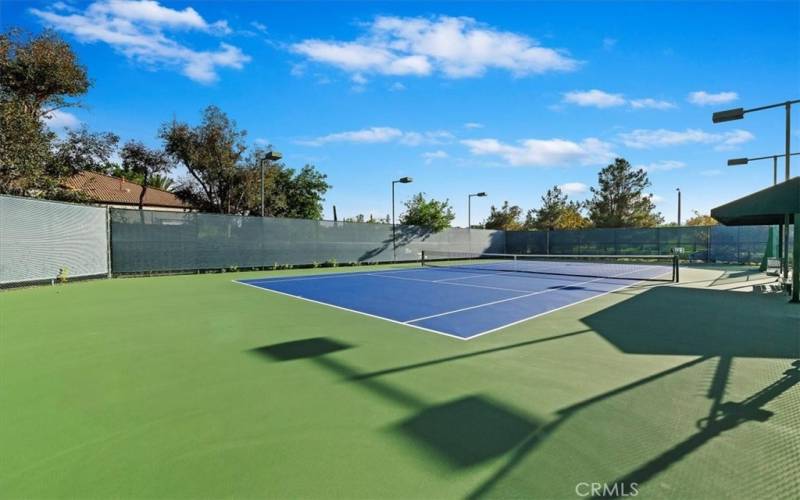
[{"left": 421, "top": 250, "right": 678, "bottom": 282}]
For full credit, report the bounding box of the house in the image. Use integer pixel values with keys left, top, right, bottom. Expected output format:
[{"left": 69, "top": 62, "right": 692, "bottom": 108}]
[{"left": 62, "top": 171, "right": 191, "bottom": 212}]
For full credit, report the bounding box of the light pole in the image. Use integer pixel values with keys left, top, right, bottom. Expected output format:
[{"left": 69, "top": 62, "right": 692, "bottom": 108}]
[
  {"left": 728, "top": 152, "right": 800, "bottom": 186},
  {"left": 259, "top": 151, "right": 282, "bottom": 216},
  {"left": 713, "top": 99, "right": 799, "bottom": 287},
  {"left": 468, "top": 192, "right": 487, "bottom": 230},
  {"left": 392, "top": 177, "right": 413, "bottom": 261},
  {"left": 676, "top": 188, "right": 681, "bottom": 226}
]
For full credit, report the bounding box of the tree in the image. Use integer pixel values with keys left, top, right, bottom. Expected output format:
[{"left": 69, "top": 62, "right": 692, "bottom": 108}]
[
  {"left": 120, "top": 141, "right": 172, "bottom": 209},
  {"left": 345, "top": 214, "right": 366, "bottom": 223},
  {"left": 0, "top": 29, "right": 89, "bottom": 121},
  {"left": 261, "top": 163, "right": 330, "bottom": 219},
  {"left": 160, "top": 106, "right": 249, "bottom": 214},
  {"left": 48, "top": 126, "right": 119, "bottom": 175},
  {"left": 483, "top": 201, "right": 524, "bottom": 230},
  {"left": 525, "top": 185, "right": 590, "bottom": 230},
  {"left": 686, "top": 211, "right": 718, "bottom": 226},
  {"left": 0, "top": 28, "right": 90, "bottom": 195},
  {"left": 586, "top": 158, "right": 664, "bottom": 227},
  {"left": 399, "top": 193, "right": 455, "bottom": 232}
]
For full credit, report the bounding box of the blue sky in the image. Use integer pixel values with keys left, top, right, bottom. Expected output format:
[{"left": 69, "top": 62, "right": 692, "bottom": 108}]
[{"left": 4, "top": 0, "right": 799, "bottom": 226}]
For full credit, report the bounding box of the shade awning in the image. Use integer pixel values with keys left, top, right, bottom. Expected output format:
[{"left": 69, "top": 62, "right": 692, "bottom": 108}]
[{"left": 711, "top": 177, "right": 800, "bottom": 226}]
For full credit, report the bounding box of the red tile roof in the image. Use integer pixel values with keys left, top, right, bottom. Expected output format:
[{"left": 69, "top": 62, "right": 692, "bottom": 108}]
[{"left": 63, "top": 171, "right": 190, "bottom": 209}]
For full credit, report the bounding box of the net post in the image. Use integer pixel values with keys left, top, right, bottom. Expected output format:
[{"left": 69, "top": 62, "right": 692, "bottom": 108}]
[
  {"left": 673, "top": 253, "right": 680, "bottom": 283},
  {"left": 421, "top": 250, "right": 426, "bottom": 267}
]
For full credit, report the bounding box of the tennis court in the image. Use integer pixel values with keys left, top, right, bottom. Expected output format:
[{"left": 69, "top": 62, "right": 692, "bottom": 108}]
[{"left": 238, "top": 252, "right": 677, "bottom": 339}]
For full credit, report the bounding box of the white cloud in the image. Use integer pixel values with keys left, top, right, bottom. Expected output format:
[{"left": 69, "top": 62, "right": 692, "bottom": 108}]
[
  {"left": 42, "top": 109, "right": 80, "bottom": 130},
  {"left": 351, "top": 73, "right": 368, "bottom": 85},
  {"left": 636, "top": 160, "right": 686, "bottom": 172},
  {"left": 389, "top": 82, "right": 406, "bottom": 91},
  {"left": 563, "top": 90, "right": 675, "bottom": 110},
  {"left": 299, "top": 127, "right": 453, "bottom": 147},
  {"left": 563, "top": 89, "right": 625, "bottom": 108},
  {"left": 292, "top": 15, "right": 580, "bottom": 80},
  {"left": 461, "top": 137, "right": 615, "bottom": 167},
  {"left": 559, "top": 182, "right": 589, "bottom": 195},
  {"left": 422, "top": 150, "right": 448, "bottom": 164},
  {"left": 31, "top": 1, "right": 248, "bottom": 83},
  {"left": 618, "top": 128, "right": 754, "bottom": 150},
  {"left": 52, "top": 2, "right": 75, "bottom": 11},
  {"left": 250, "top": 21, "right": 267, "bottom": 34},
  {"left": 629, "top": 98, "right": 676, "bottom": 110},
  {"left": 687, "top": 91, "right": 738, "bottom": 106},
  {"left": 649, "top": 194, "right": 666, "bottom": 203},
  {"left": 714, "top": 129, "right": 755, "bottom": 151},
  {"left": 464, "top": 122, "right": 484, "bottom": 129},
  {"left": 92, "top": 0, "right": 230, "bottom": 33}
]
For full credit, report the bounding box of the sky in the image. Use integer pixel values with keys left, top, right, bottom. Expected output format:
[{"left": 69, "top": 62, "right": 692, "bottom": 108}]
[{"left": 4, "top": 0, "right": 799, "bottom": 226}]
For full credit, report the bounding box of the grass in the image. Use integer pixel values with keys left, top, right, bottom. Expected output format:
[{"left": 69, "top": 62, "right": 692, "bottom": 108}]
[{"left": 1, "top": 265, "right": 798, "bottom": 499}]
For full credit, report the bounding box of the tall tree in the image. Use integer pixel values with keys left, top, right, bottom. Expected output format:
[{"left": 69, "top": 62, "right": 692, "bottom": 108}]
[
  {"left": 586, "top": 158, "right": 664, "bottom": 227},
  {"left": 0, "top": 29, "right": 89, "bottom": 121},
  {"left": 0, "top": 28, "right": 90, "bottom": 195},
  {"left": 399, "top": 193, "right": 455, "bottom": 232},
  {"left": 261, "top": 162, "right": 331, "bottom": 219},
  {"left": 120, "top": 141, "right": 172, "bottom": 209},
  {"left": 160, "top": 106, "right": 248, "bottom": 214},
  {"left": 526, "top": 185, "right": 590, "bottom": 230},
  {"left": 483, "top": 201, "right": 524, "bottom": 230},
  {"left": 48, "top": 126, "right": 119, "bottom": 176}
]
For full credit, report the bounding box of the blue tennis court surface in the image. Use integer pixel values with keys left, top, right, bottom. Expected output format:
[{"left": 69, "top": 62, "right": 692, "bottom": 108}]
[{"left": 236, "top": 261, "right": 672, "bottom": 340}]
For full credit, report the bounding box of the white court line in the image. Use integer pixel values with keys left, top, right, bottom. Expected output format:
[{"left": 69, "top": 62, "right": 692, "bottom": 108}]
[
  {"left": 239, "top": 266, "right": 433, "bottom": 284},
  {"left": 403, "top": 266, "right": 654, "bottom": 324},
  {"left": 433, "top": 273, "right": 498, "bottom": 282},
  {"left": 365, "top": 272, "right": 533, "bottom": 294},
  {"left": 232, "top": 280, "right": 469, "bottom": 341},
  {"left": 460, "top": 276, "right": 667, "bottom": 340}
]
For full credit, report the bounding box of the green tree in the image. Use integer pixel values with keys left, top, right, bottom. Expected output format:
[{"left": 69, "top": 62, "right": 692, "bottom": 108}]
[
  {"left": 0, "top": 28, "right": 90, "bottom": 195},
  {"left": 120, "top": 141, "right": 172, "bottom": 209},
  {"left": 261, "top": 163, "right": 330, "bottom": 219},
  {"left": 586, "top": 158, "right": 664, "bottom": 227},
  {"left": 483, "top": 201, "right": 524, "bottom": 230},
  {"left": 344, "top": 214, "right": 366, "bottom": 223},
  {"left": 686, "top": 211, "right": 718, "bottom": 226},
  {"left": 525, "top": 185, "right": 590, "bottom": 230},
  {"left": 399, "top": 193, "right": 455, "bottom": 232},
  {"left": 160, "top": 106, "right": 249, "bottom": 214},
  {"left": 48, "top": 126, "right": 119, "bottom": 175}
]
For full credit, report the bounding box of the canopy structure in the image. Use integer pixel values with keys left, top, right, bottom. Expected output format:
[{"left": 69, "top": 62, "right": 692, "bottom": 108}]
[
  {"left": 711, "top": 177, "right": 799, "bottom": 302},
  {"left": 711, "top": 177, "right": 799, "bottom": 225}
]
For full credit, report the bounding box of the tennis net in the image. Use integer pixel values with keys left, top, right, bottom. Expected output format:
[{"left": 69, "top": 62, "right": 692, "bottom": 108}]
[{"left": 421, "top": 250, "right": 679, "bottom": 282}]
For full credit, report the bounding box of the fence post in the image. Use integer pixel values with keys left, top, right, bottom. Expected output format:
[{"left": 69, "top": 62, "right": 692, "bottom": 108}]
[
  {"left": 546, "top": 229, "right": 550, "bottom": 255},
  {"left": 106, "top": 207, "right": 112, "bottom": 278}
]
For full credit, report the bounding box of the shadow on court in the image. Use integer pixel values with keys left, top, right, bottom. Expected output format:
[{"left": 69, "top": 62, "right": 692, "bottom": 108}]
[
  {"left": 584, "top": 286, "right": 797, "bottom": 358},
  {"left": 249, "top": 337, "right": 544, "bottom": 469},
  {"left": 466, "top": 286, "right": 799, "bottom": 498}
]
